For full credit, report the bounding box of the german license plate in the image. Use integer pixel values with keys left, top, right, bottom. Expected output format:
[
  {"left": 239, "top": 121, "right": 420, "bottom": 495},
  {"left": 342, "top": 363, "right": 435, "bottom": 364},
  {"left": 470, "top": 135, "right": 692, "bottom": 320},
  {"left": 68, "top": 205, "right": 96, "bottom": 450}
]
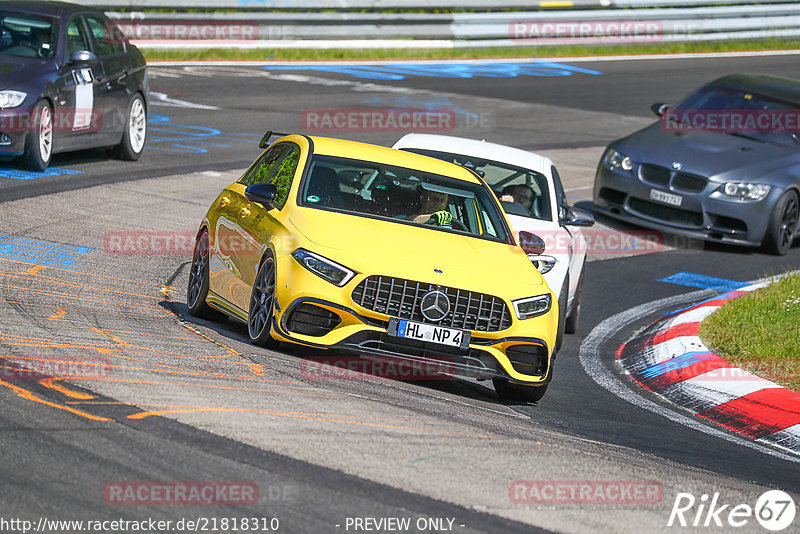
[
  {"left": 394, "top": 319, "right": 469, "bottom": 349},
  {"left": 649, "top": 189, "right": 683, "bottom": 207}
]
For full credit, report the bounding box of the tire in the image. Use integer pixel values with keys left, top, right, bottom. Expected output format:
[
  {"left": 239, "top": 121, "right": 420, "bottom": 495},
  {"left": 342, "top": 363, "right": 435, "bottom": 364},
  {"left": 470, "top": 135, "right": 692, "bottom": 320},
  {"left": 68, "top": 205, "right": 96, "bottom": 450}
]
[
  {"left": 186, "top": 230, "right": 226, "bottom": 321},
  {"left": 762, "top": 190, "right": 799, "bottom": 256},
  {"left": 493, "top": 378, "right": 548, "bottom": 403},
  {"left": 248, "top": 253, "right": 277, "bottom": 347},
  {"left": 113, "top": 93, "right": 146, "bottom": 161},
  {"left": 23, "top": 100, "right": 53, "bottom": 171},
  {"left": 565, "top": 261, "right": 585, "bottom": 334},
  {"left": 555, "top": 278, "right": 567, "bottom": 352}
]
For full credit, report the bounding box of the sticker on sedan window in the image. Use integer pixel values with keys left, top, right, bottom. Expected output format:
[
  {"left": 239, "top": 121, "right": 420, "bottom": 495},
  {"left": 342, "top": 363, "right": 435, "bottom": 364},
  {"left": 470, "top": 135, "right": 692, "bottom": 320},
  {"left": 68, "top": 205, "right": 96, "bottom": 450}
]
[
  {"left": 307, "top": 195, "right": 320, "bottom": 203},
  {"left": 72, "top": 68, "right": 94, "bottom": 131}
]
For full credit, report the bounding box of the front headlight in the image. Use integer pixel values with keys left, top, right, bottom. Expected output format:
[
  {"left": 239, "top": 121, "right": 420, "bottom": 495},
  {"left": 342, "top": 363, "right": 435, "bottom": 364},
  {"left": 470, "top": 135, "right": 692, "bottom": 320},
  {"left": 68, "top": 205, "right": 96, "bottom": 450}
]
[
  {"left": 0, "top": 90, "right": 26, "bottom": 109},
  {"left": 513, "top": 294, "right": 552, "bottom": 320},
  {"left": 291, "top": 249, "right": 356, "bottom": 287},
  {"left": 605, "top": 148, "right": 633, "bottom": 172},
  {"left": 719, "top": 182, "right": 771, "bottom": 201}
]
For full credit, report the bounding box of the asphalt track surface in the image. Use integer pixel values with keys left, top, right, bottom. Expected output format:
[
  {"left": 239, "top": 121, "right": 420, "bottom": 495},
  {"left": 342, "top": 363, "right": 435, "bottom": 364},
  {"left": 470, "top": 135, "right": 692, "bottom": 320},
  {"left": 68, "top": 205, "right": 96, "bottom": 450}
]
[{"left": 1, "top": 53, "right": 800, "bottom": 534}]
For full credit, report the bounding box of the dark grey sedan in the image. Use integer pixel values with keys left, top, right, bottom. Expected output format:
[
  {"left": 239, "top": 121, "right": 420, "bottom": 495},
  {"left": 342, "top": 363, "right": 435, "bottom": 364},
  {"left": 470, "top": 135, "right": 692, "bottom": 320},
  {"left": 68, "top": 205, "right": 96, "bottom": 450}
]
[
  {"left": 0, "top": 1, "right": 148, "bottom": 170},
  {"left": 594, "top": 74, "right": 800, "bottom": 255}
]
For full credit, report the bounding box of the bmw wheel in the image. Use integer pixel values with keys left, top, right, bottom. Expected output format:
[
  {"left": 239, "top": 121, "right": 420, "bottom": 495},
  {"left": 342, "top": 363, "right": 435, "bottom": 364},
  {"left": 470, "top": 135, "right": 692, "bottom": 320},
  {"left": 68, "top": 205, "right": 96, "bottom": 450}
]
[
  {"left": 23, "top": 100, "right": 52, "bottom": 171},
  {"left": 249, "top": 253, "right": 277, "bottom": 346},
  {"left": 113, "top": 93, "right": 146, "bottom": 161},
  {"left": 187, "top": 230, "right": 226, "bottom": 321},
  {"left": 763, "top": 190, "right": 799, "bottom": 256}
]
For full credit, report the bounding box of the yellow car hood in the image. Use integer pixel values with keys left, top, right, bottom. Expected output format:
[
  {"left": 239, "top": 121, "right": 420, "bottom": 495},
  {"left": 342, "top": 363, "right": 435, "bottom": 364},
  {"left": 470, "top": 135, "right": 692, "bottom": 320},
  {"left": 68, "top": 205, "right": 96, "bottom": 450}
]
[{"left": 288, "top": 207, "right": 546, "bottom": 297}]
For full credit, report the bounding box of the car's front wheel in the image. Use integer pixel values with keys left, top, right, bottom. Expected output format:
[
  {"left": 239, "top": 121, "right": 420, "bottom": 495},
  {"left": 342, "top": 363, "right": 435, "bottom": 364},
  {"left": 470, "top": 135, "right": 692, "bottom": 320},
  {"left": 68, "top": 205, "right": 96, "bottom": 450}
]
[
  {"left": 248, "top": 253, "right": 277, "bottom": 346},
  {"left": 23, "top": 99, "right": 53, "bottom": 171},
  {"left": 493, "top": 378, "right": 548, "bottom": 403},
  {"left": 113, "top": 93, "right": 147, "bottom": 161},
  {"left": 763, "top": 190, "right": 799, "bottom": 256}
]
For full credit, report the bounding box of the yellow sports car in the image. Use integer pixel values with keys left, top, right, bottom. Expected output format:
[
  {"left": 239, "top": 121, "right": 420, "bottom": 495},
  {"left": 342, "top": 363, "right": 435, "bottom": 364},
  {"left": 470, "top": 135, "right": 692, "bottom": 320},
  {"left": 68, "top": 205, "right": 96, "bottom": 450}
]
[{"left": 187, "top": 132, "right": 559, "bottom": 402}]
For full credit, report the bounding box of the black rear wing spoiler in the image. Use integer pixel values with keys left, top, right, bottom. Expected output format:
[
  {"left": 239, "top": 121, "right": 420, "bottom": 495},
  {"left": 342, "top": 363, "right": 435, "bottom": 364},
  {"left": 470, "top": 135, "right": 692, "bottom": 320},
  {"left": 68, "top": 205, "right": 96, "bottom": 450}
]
[{"left": 259, "top": 130, "right": 291, "bottom": 149}]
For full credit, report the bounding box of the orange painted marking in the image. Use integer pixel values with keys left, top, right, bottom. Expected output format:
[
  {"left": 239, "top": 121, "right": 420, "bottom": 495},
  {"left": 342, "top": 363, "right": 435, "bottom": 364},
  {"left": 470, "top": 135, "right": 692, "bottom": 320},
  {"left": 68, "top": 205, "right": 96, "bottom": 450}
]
[
  {"left": 0, "top": 378, "right": 110, "bottom": 422},
  {"left": 126, "top": 407, "right": 497, "bottom": 438},
  {"left": 38, "top": 378, "right": 95, "bottom": 400},
  {"left": 247, "top": 363, "right": 265, "bottom": 376},
  {"left": 0, "top": 283, "right": 165, "bottom": 311},
  {"left": 22, "top": 265, "right": 47, "bottom": 275},
  {"left": 48, "top": 307, "right": 66, "bottom": 321},
  {"left": 0, "top": 272, "right": 161, "bottom": 300},
  {"left": 63, "top": 377, "right": 328, "bottom": 396},
  {"left": 0, "top": 257, "right": 152, "bottom": 285},
  {"left": 91, "top": 328, "right": 132, "bottom": 346}
]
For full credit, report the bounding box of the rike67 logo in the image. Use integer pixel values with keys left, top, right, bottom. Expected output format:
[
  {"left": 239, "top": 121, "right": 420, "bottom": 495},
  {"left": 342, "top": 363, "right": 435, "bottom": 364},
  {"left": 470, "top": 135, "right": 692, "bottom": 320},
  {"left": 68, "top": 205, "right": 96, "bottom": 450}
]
[{"left": 668, "top": 490, "right": 796, "bottom": 531}]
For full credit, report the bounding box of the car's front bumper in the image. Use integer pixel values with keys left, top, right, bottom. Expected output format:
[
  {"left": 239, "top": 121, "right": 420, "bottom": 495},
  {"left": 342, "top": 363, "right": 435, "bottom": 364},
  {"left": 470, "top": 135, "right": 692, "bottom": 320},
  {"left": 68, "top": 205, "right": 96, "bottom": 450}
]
[
  {"left": 0, "top": 106, "right": 34, "bottom": 158},
  {"left": 270, "top": 254, "right": 558, "bottom": 385},
  {"left": 593, "top": 162, "right": 778, "bottom": 247}
]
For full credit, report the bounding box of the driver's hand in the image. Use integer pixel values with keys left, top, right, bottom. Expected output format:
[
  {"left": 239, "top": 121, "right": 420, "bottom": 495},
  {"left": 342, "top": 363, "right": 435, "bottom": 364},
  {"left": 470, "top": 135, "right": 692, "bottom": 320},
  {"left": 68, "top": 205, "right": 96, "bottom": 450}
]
[{"left": 432, "top": 210, "right": 453, "bottom": 226}]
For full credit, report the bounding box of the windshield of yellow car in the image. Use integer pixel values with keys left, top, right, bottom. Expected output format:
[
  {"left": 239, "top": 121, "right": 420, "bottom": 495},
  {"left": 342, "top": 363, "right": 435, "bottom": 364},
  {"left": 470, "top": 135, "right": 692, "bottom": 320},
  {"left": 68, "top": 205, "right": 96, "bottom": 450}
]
[{"left": 299, "top": 154, "right": 512, "bottom": 244}]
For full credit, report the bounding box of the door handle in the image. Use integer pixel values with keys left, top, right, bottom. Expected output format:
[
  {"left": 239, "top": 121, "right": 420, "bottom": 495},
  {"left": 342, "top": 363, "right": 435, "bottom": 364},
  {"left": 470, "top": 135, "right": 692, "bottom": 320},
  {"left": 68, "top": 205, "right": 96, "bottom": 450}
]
[
  {"left": 239, "top": 206, "right": 250, "bottom": 218},
  {"left": 219, "top": 196, "right": 230, "bottom": 207}
]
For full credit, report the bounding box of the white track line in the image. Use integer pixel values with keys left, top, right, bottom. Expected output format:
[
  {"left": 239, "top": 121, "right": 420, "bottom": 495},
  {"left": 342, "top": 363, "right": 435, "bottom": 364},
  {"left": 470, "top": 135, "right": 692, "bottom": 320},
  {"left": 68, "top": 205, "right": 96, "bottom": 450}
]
[{"left": 578, "top": 288, "right": 800, "bottom": 463}]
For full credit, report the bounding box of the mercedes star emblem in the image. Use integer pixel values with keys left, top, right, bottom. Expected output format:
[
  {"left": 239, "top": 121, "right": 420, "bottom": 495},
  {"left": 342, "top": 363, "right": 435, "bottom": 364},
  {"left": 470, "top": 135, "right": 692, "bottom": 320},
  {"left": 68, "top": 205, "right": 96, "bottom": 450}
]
[{"left": 420, "top": 290, "right": 451, "bottom": 322}]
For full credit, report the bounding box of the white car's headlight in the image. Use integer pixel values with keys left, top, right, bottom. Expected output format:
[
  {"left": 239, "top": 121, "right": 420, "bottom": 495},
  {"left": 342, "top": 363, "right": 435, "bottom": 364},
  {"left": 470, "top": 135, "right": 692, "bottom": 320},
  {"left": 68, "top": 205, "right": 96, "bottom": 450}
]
[
  {"left": 291, "top": 249, "right": 356, "bottom": 287},
  {"left": 605, "top": 148, "right": 633, "bottom": 172},
  {"left": 0, "top": 90, "right": 26, "bottom": 109},
  {"left": 719, "top": 182, "right": 771, "bottom": 201},
  {"left": 513, "top": 294, "right": 552, "bottom": 320}
]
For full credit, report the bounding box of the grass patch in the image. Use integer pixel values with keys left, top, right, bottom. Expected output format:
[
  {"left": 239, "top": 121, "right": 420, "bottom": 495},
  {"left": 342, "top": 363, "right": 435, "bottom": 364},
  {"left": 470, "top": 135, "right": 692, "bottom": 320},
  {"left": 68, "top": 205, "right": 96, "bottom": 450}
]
[
  {"left": 700, "top": 273, "right": 800, "bottom": 391},
  {"left": 141, "top": 39, "right": 800, "bottom": 62}
]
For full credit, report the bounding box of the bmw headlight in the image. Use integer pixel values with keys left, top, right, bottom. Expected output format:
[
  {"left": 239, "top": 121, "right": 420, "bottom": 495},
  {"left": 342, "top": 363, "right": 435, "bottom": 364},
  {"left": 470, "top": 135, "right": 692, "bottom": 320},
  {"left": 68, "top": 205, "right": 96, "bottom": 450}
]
[
  {"left": 0, "top": 90, "right": 26, "bottom": 109},
  {"left": 512, "top": 294, "right": 552, "bottom": 320},
  {"left": 719, "top": 182, "right": 771, "bottom": 201},
  {"left": 605, "top": 148, "right": 633, "bottom": 172},
  {"left": 291, "top": 249, "right": 356, "bottom": 287}
]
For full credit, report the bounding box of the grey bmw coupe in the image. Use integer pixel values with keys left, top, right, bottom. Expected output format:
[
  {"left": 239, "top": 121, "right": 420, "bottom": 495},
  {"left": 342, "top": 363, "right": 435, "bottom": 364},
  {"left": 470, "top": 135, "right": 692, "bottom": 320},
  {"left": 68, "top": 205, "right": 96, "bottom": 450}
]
[{"left": 593, "top": 74, "right": 800, "bottom": 255}]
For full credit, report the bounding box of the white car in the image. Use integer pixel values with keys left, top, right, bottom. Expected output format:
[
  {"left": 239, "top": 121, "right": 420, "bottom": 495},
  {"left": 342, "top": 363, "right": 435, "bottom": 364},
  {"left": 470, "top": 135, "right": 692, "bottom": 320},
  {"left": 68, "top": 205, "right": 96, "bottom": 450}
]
[{"left": 393, "top": 134, "right": 594, "bottom": 351}]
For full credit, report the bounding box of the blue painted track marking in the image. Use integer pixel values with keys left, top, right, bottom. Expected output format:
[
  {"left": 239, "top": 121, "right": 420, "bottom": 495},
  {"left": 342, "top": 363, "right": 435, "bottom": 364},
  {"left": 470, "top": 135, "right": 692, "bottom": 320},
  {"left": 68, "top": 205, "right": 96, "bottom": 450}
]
[
  {"left": 148, "top": 114, "right": 260, "bottom": 154},
  {"left": 0, "top": 167, "right": 84, "bottom": 183},
  {"left": 266, "top": 61, "right": 602, "bottom": 81},
  {"left": 638, "top": 351, "right": 716, "bottom": 380},
  {"left": 0, "top": 235, "right": 92, "bottom": 267},
  {"left": 658, "top": 272, "right": 748, "bottom": 292},
  {"left": 362, "top": 95, "right": 480, "bottom": 119}
]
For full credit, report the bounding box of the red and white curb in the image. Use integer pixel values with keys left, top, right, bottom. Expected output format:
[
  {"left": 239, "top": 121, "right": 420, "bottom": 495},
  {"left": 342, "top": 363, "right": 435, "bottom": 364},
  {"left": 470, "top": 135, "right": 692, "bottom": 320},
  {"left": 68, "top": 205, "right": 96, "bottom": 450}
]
[{"left": 617, "top": 281, "right": 800, "bottom": 455}]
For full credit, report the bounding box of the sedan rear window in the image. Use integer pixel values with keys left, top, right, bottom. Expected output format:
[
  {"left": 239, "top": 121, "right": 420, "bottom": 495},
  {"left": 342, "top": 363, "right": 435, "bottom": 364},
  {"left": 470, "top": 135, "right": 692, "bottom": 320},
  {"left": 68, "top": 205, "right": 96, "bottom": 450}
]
[{"left": 0, "top": 12, "right": 56, "bottom": 59}]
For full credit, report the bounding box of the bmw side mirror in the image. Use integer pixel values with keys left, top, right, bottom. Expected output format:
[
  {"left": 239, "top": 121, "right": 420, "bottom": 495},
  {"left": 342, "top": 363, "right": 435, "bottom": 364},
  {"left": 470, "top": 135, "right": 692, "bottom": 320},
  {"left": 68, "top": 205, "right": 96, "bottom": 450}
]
[
  {"left": 562, "top": 206, "right": 595, "bottom": 227},
  {"left": 245, "top": 183, "right": 278, "bottom": 207},
  {"left": 518, "top": 231, "right": 546, "bottom": 256},
  {"left": 69, "top": 50, "right": 97, "bottom": 65},
  {"left": 651, "top": 103, "right": 670, "bottom": 117}
]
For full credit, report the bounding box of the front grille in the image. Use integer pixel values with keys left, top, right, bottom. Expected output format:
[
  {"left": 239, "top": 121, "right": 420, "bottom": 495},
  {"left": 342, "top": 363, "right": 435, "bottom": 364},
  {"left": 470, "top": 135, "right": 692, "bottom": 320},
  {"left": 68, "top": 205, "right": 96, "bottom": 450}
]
[
  {"left": 639, "top": 164, "right": 670, "bottom": 186},
  {"left": 352, "top": 275, "right": 512, "bottom": 332},
  {"left": 598, "top": 187, "right": 627, "bottom": 205},
  {"left": 628, "top": 197, "right": 704, "bottom": 227},
  {"left": 672, "top": 172, "right": 707, "bottom": 193},
  {"left": 285, "top": 303, "right": 341, "bottom": 337}
]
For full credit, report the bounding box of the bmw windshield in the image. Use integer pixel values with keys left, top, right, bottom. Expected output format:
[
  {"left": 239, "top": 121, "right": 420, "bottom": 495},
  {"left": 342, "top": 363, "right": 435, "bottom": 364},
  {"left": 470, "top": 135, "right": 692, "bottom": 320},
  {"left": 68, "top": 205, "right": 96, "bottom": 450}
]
[
  {"left": 300, "top": 154, "right": 512, "bottom": 244},
  {"left": 0, "top": 12, "right": 57, "bottom": 59}
]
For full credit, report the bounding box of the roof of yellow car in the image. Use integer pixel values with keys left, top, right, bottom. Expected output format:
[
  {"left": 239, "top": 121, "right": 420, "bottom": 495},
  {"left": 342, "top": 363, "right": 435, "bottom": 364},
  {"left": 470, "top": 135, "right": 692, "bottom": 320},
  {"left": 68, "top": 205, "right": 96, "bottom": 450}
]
[{"left": 278, "top": 135, "right": 482, "bottom": 184}]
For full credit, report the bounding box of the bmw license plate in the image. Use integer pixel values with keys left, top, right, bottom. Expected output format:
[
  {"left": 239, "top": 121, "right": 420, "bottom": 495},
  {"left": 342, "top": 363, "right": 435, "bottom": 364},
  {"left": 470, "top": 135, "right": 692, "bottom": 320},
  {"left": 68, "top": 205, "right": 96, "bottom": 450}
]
[
  {"left": 392, "top": 319, "right": 469, "bottom": 349},
  {"left": 649, "top": 188, "right": 683, "bottom": 207}
]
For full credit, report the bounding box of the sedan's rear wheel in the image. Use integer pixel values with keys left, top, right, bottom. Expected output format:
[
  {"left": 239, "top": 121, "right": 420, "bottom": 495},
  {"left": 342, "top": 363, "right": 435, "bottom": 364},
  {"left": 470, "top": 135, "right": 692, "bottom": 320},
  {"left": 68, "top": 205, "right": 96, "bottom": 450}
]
[
  {"left": 113, "top": 93, "right": 146, "bottom": 161},
  {"left": 249, "top": 253, "right": 277, "bottom": 346},
  {"left": 23, "top": 100, "right": 52, "bottom": 171},
  {"left": 763, "top": 190, "right": 799, "bottom": 256},
  {"left": 493, "top": 378, "right": 548, "bottom": 403},
  {"left": 187, "top": 230, "right": 226, "bottom": 321}
]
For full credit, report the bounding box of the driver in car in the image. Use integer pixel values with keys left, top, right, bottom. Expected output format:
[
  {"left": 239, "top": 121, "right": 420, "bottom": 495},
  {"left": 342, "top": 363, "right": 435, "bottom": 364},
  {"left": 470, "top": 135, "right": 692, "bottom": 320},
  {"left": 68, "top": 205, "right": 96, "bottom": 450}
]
[
  {"left": 500, "top": 184, "right": 535, "bottom": 214},
  {"left": 412, "top": 187, "right": 452, "bottom": 226}
]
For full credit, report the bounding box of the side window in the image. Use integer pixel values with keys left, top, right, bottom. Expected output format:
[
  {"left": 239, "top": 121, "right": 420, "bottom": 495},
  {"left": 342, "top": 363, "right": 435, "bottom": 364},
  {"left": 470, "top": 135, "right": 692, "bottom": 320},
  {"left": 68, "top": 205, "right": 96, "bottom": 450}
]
[
  {"left": 269, "top": 146, "right": 300, "bottom": 209},
  {"left": 240, "top": 145, "right": 289, "bottom": 187},
  {"left": 66, "top": 17, "right": 89, "bottom": 56},
  {"left": 85, "top": 15, "right": 122, "bottom": 56},
  {"left": 551, "top": 165, "right": 568, "bottom": 220}
]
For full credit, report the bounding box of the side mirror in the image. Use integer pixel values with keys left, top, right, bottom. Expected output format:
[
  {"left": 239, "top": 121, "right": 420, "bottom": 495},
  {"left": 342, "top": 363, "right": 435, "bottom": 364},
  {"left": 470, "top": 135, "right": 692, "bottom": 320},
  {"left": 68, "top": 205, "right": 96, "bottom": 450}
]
[
  {"left": 69, "top": 50, "right": 97, "bottom": 65},
  {"left": 650, "top": 102, "right": 670, "bottom": 117},
  {"left": 245, "top": 183, "right": 277, "bottom": 207},
  {"left": 562, "top": 206, "right": 595, "bottom": 227},
  {"left": 518, "top": 231, "right": 546, "bottom": 256}
]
